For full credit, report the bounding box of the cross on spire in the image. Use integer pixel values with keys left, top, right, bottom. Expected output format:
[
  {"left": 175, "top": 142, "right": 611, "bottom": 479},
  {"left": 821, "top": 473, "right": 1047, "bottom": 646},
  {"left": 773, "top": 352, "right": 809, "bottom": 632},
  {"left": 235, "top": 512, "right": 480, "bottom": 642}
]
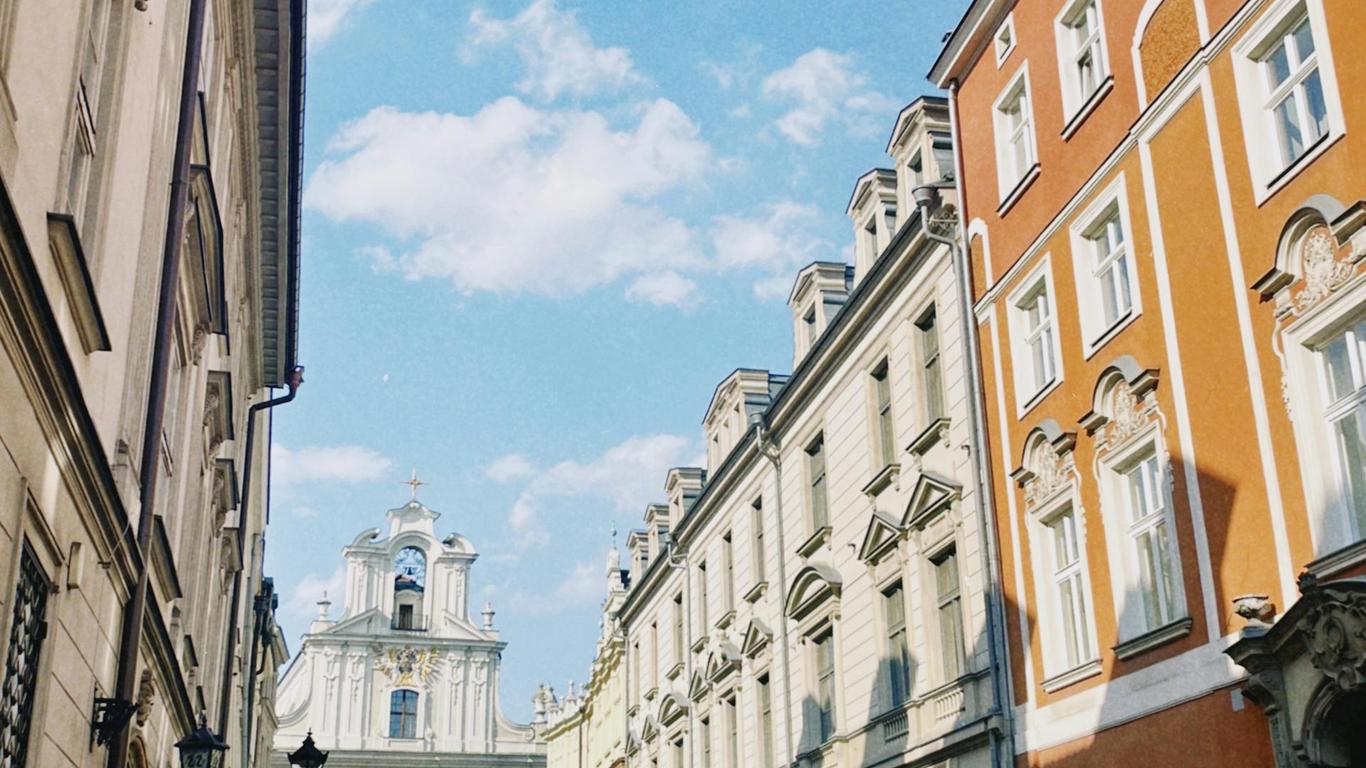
[{"left": 402, "top": 468, "right": 426, "bottom": 502}]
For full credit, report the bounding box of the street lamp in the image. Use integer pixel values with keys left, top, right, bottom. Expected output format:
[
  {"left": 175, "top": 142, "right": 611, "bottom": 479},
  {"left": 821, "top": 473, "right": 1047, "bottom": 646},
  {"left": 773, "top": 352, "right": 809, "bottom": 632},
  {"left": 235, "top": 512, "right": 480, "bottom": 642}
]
[
  {"left": 287, "top": 731, "right": 328, "bottom": 768},
  {"left": 175, "top": 715, "right": 228, "bottom": 768}
]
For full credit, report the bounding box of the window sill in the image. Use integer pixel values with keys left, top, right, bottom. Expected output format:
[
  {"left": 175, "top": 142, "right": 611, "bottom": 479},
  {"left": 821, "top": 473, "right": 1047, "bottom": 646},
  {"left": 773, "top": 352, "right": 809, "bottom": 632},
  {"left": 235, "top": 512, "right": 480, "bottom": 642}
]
[
  {"left": 1113, "top": 616, "right": 1192, "bottom": 660},
  {"left": 797, "top": 526, "right": 832, "bottom": 559},
  {"left": 1041, "top": 658, "right": 1102, "bottom": 693},
  {"left": 1255, "top": 130, "right": 1344, "bottom": 207},
  {"left": 643, "top": 686, "right": 659, "bottom": 702},
  {"left": 1306, "top": 538, "right": 1366, "bottom": 579},
  {"left": 861, "top": 463, "right": 900, "bottom": 498},
  {"left": 907, "top": 418, "right": 951, "bottom": 457},
  {"left": 1081, "top": 309, "right": 1139, "bottom": 361},
  {"left": 665, "top": 662, "right": 684, "bottom": 681},
  {"left": 1060, "top": 76, "right": 1114, "bottom": 141},
  {"left": 690, "top": 635, "right": 709, "bottom": 654},
  {"left": 996, "top": 163, "right": 1041, "bottom": 218},
  {"left": 1016, "top": 375, "right": 1062, "bottom": 419},
  {"left": 715, "top": 609, "right": 736, "bottom": 631},
  {"left": 743, "top": 580, "right": 769, "bottom": 604}
]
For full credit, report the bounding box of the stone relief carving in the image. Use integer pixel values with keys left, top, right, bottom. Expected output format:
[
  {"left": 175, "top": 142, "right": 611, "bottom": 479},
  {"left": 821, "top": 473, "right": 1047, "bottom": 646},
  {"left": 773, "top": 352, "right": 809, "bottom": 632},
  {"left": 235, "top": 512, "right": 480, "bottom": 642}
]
[
  {"left": 374, "top": 646, "right": 437, "bottom": 687},
  {"left": 1024, "top": 447, "right": 1074, "bottom": 509},
  {"left": 1304, "top": 590, "right": 1366, "bottom": 692},
  {"left": 1295, "top": 228, "right": 1353, "bottom": 313}
]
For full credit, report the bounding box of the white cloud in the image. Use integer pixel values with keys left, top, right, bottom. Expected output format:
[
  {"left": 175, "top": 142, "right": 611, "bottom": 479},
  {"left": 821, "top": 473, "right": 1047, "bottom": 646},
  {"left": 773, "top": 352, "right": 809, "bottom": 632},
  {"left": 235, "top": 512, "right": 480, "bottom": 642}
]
[
  {"left": 505, "top": 434, "right": 695, "bottom": 549},
  {"left": 626, "top": 271, "right": 700, "bottom": 308},
  {"left": 485, "top": 558, "right": 606, "bottom": 616},
  {"left": 710, "top": 201, "right": 835, "bottom": 299},
  {"left": 485, "top": 453, "right": 536, "bottom": 483},
  {"left": 761, "top": 49, "right": 896, "bottom": 146},
  {"left": 466, "top": 0, "right": 643, "bottom": 102},
  {"left": 278, "top": 566, "right": 345, "bottom": 639},
  {"left": 308, "top": 0, "right": 374, "bottom": 49},
  {"left": 272, "top": 444, "right": 393, "bottom": 486},
  {"left": 306, "top": 97, "right": 711, "bottom": 304}
]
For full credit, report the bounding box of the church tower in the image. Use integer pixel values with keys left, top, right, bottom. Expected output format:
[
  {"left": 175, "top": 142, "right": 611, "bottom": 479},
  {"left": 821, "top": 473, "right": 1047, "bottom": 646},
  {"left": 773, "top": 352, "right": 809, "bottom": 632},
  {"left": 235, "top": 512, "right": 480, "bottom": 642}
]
[{"left": 271, "top": 476, "right": 546, "bottom": 766}]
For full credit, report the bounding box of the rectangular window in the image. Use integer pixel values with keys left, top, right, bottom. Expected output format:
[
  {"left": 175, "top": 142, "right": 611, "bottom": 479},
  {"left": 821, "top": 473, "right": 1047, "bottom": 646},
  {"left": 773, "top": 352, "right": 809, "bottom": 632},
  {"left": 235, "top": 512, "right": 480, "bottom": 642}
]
[
  {"left": 872, "top": 360, "right": 896, "bottom": 466},
  {"left": 933, "top": 548, "right": 965, "bottom": 681},
  {"left": 725, "top": 694, "right": 739, "bottom": 768},
  {"left": 700, "top": 716, "right": 712, "bottom": 768},
  {"left": 722, "top": 532, "right": 735, "bottom": 614},
  {"left": 932, "top": 134, "right": 955, "bottom": 182},
  {"left": 1319, "top": 318, "right": 1366, "bottom": 539},
  {"left": 1088, "top": 205, "right": 1133, "bottom": 331},
  {"left": 389, "top": 690, "right": 419, "bottom": 738},
  {"left": 673, "top": 593, "right": 685, "bottom": 665},
  {"left": 1013, "top": 275, "right": 1060, "bottom": 404},
  {"left": 883, "top": 583, "right": 911, "bottom": 708},
  {"left": 397, "top": 603, "right": 414, "bottom": 629},
  {"left": 806, "top": 435, "right": 828, "bottom": 531},
  {"left": 994, "top": 71, "right": 1036, "bottom": 196},
  {"left": 698, "top": 560, "right": 709, "bottom": 631},
  {"left": 651, "top": 621, "right": 659, "bottom": 688},
  {"left": 814, "top": 632, "right": 837, "bottom": 742},
  {"left": 1058, "top": 0, "right": 1107, "bottom": 114},
  {"left": 757, "top": 674, "right": 774, "bottom": 768},
  {"left": 1123, "top": 452, "right": 1182, "bottom": 630},
  {"left": 672, "top": 737, "right": 684, "bottom": 768},
  {"left": 751, "top": 497, "right": 766, "bottom": 584},
  {"left": 0, "top": 546, "right": 50, "bottom": 768},
  {"left": 917, "top": 308, "right": 945, "bottom": 422},
  {"left": 1259, "top": 10, "right": 1328, "bottom": 168},
  {"left": 632, "top": 641, "right": 641, "bottom": 698},
  {"left": 1046, "top": 507, "right": 1094, "bottom": 669}
]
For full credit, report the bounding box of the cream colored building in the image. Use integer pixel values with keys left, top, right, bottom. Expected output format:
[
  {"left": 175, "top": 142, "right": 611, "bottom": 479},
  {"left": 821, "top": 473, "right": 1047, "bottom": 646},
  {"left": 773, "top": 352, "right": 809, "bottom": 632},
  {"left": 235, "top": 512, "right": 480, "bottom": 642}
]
[
  {"left": 596, "top": 98, "right": 1012, "bottom": 768},
  {"left": 0, "top": 2, "right": 303, "bottom": 768}
]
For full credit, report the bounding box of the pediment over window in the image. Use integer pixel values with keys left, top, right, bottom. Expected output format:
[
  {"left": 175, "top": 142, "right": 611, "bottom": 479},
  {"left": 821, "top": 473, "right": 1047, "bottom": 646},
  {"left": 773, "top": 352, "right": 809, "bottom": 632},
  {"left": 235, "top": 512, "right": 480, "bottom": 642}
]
[
  {"left": 857, "top": 510, "right": 903, "bottom": 564},
  {"left": 902, "top": 472, "right": 961, "bottom": 531},
  {"left": 1011, "top": 420, "right": 1077, "bottom": 509},
  {"left": 640, "top": 716, "right": 659, "bottom": 743},
  {"left": 740, "top": 618, "right": 773, "bottom": 659},
  {"left": 657, "top": 693, "right": 688, "bottom": 727},
  {"left": 1078, "top": 357, "right": 1158, "bottom": 433},
  {"left": 705, "top": 641, "right": 741, "bottom": 684},
  {"left": 785, "top": 563, "right": 843, "bottom": 621},
  {"left": 686, "top": 670, "right": 709, "bottom": 703}
]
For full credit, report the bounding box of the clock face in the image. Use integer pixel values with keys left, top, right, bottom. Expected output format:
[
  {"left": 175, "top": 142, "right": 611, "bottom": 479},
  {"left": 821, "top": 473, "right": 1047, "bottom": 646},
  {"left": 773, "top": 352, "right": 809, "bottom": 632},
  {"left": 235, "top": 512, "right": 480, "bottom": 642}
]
[{"left": 395, "top": 547, "right": 426, "bottom": 586}]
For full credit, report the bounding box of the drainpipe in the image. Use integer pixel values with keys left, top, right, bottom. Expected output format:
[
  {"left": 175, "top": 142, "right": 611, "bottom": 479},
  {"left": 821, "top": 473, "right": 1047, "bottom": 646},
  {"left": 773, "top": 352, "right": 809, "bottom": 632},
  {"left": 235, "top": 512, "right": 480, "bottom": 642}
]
[
  {"left": 105, "top": 0, "right": 207, "bottom": 764},
  {"left": 912, "top": 78, "right": 1015, "bottom": 768},
  {"left": 218, "top": 368, "right": 303, "bottom": 743},
  {"left": 753, "top": 420, "right": 796, "bottom": 768},
  {"left": 241, "top": 576, "right": 277, "bottom": 768}
]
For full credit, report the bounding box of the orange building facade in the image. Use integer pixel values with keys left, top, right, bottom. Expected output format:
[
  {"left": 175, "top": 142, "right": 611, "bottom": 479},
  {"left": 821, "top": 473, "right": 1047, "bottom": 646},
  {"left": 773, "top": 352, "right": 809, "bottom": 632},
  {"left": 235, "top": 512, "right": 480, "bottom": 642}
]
[{"left": 931, "top": 0, "right": 1366, "bottom": 765}]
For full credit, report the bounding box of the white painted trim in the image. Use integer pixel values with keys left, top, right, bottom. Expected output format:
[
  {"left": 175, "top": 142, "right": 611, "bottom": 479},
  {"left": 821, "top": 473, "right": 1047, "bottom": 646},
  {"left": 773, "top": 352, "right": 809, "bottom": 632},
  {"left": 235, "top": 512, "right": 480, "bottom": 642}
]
[
  {"left": 1006, "top": 255, "right": 1066, "bottom": 418},
  {"left": 968, "top": 217, "right": 994, "bottom": 289},
  {"left": 1196, "top": 68, "right": 1298, "bottom": 607},
  {"left": 1195, "top": 0, "right": 1211, "bottom": 42},
  {"left": 994, "top": 12, "right": 1017, "bottom": 68},
  {"left": 1067, "top": 172, "right": 1144, "bottom": 359},
  {"left": 992, "top": 62, "right": 1040, "bottom": 205},
  {"left": 1053, "top": 0, "right": 1113, "bottom": 124},
  {"left": 1136, "top": 139, "right": 1221, "bottom": 644}
]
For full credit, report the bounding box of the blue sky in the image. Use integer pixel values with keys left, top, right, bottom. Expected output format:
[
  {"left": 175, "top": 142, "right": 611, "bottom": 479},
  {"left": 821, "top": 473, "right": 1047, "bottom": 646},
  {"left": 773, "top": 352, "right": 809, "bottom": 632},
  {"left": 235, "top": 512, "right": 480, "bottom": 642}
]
[{"left": 268, "top": 0, "right": 967, "bottom": 721}]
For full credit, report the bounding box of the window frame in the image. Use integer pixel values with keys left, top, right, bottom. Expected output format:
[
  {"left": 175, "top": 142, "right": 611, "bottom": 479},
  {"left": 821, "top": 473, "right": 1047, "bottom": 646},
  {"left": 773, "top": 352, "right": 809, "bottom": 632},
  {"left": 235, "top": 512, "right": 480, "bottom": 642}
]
[
  {"left": 992, "top": 63, "right": 1040, "bottom": 206},
  {"left": 811, "top": 628, "right": 838, "bottom": 744},
  {"left": 1069, "top": 175, "right": 1141, "bottom": 357},
  {"left": 756, "top": 673, "right": 774, "bottom": 768},
  {"left": 1053, "top": 0, "right": 1112, "bottom": 126},
  {"left": 870, "top": 358, "right": 896, "bottom": 469},
  {"left": 1007, "top": 258, "right": 1066, "bottom": 416},
  {"left": 1028, "top": 490, "right": 1101, "bottom": 688},
  {"left": 881, "top": 580, "right": 912, "bottom": 709},
  {"left": 930, "top": 545, "right": 966, "bottom": 683},
  {"left": 389, "top": 689, "right": 420, "bottom": 739},
  {"left": 751, "top": 496, "right": 767, "bottom": 587},
  {"left": 994, "top": 12, "right": 1017, "bottom": 67},
  {"left": 805, "top": 433, "right": 829, "bottom": 532},
  {"left": 1231, "top": 0, "right": 1345, "bottom": 205},
  {"left": 916, "top": 305, "right": 945, "bottom": 425}
]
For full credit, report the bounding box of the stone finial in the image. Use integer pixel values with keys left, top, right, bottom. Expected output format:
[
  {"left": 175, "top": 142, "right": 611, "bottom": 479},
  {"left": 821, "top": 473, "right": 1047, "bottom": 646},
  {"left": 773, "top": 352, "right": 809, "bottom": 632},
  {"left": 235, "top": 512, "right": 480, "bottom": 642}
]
[
  {"left": 316, "top": 591, "right": 332, "bottom": 620},
  {"left": 1233, "top": 594, "right": 1276, "bottom": 626},
  {"left": 482, "top": 601, "right": 495, "bottom": 630}
]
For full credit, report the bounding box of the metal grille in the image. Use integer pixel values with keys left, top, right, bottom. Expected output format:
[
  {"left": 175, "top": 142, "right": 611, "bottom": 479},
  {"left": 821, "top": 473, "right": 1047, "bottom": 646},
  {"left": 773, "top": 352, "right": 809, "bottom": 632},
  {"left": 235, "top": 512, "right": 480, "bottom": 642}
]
[{"left": 0, "top": 546, "right": 49, "bottom": 768}]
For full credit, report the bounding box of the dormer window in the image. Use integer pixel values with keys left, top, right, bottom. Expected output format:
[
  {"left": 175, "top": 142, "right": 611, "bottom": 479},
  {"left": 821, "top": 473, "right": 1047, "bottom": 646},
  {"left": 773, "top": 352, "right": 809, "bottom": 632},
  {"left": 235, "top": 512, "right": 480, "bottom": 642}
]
[{"left": 908, "top": 151, "right": 924, "bottom": 188}]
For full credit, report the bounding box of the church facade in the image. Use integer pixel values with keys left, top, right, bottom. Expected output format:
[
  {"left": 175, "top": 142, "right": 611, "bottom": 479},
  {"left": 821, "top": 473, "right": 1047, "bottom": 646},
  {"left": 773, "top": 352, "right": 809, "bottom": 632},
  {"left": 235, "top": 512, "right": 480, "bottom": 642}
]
[{"left": 270, "top": 492, "right": 546, "bottom": 766}]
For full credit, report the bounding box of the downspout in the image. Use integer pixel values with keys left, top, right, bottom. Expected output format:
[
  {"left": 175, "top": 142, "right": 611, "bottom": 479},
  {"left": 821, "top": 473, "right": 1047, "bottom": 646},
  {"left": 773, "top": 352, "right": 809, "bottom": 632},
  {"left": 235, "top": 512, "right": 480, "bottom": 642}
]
[
  {"left": 754, "top": 421, "right": 795, "bottom": 768},
  {"left": 218, "top": 369, "right": 303, "bottom": 741},
  {"left": 241, "top": 577, "right": 277, "bottom": 767},
  {"left": 913, "top": 79, "right": 1015, "bottom": 768},
  {"left": 106, "top": 0, "right": 207, "bottom": 765}
]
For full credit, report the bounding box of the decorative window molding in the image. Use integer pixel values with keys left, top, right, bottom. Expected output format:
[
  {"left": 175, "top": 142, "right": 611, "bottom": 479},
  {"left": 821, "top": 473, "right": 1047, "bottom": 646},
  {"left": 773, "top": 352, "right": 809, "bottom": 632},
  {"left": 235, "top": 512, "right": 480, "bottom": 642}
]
[
  {"left": 857, "top": 510, "right": 903, "bottom": 565},
  {"left": 994, "top": 13, "right": 1017, "bottom": 67},
  {"left": 1007, "top": 257, "right": 1065, "bottom": 416},
  {"left": 1053, "top": 0, "right": 1111, "bottom": 125},
  {"left": 785, "top": 563, "right": 842, "bottom": 625},
  {"left": 1069, "top": 174, "right": 1142, "bottom": 357},
  {"left": 993, "top": 63, "right": 1040, "bottom": 206},
  {"left": 687, "top": 670, "right": 709, "bottom": 703},
  {"left": 658, "top": 693, "right": 688, "bottom": 727},
  {"left": 705, "top": 641, "right": 741, "bottom": 684},
  {"left": 741, "top": 618, "right": 773, "bottom": 659},
  {"left": 1231, "top": 0, "right": 1346, "bottom": 205}
]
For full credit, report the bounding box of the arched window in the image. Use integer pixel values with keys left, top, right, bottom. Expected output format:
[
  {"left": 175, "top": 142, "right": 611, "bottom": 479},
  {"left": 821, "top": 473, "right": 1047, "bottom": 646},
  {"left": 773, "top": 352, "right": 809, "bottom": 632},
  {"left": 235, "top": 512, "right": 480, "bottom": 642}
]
[{"left": 389, "top": 690, "right": 419, "bottom": 738}]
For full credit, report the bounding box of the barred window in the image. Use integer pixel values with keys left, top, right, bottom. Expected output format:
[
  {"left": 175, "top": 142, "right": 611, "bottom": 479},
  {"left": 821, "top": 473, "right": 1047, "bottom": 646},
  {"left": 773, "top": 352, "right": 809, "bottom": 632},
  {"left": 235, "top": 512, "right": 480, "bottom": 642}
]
[{"left": 1, "top": 545, "right": 50, "bottom": 768}]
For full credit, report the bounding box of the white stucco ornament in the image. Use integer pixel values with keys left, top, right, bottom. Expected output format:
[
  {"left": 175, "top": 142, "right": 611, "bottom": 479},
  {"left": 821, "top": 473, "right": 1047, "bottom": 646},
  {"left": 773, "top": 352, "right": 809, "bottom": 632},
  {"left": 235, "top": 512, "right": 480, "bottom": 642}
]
[{"left": 1296, "top": 228, "right": 1352, "bottom": 312}]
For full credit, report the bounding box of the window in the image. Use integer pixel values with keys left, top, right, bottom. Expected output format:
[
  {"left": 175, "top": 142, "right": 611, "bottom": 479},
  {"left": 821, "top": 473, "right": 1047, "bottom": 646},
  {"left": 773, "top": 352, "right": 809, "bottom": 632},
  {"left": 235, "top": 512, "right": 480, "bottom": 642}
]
[
  {"left": 1045, "top": 507, "right": 1094, "bottom": 670},
  {"left": 908, "top": 151, "right": 924, "bottom": 189},
  {"left": 757, "top": 674, "right": 774, "bottom": 768},
  {"left": 806, "top": 435, "right": 828, "bottom": 530},
  {"left": 673, "top": 593, "right": 685, "bottom": 665},
  {"left": 1319, "top": 318, "right": 1366, "bottom": 541},
  {"left": 1011, "top": 269, "right": 1061, "bottom": 408},
  {"left": 871, "top": 360, "right": 896, "bottom": 466},
  {"left": 698, "top": 560, "right": 709, "bottom": 631},
  {"left": 751, "top": 497, "right": 766, "bottom": 584},
  {"left": 883, "top": 583, "right": 911, "bottom": 708},
  {"left": 397, "top": 604, "right": 414, "bottom": 630},
  {"left": 633, "top": 641, "right": 641, "bottom": 697},
  {"left": 994, "top": 14, "right": 1016, "bottom": 65},
  {"left": 917, "top": 309, "right": 944, "bottom": 422},
  {"left": 931, "top": 134, "right": 954, "bottom": 181},
  {"left": 672, "top": 737, "right": 685, "bottom": 768},
  {"left": 814, "top": 632, "right": 837, "bottom": 742},
  {"left": 651, "top": 621, "right": 659, "bottom": 688},
  {"left": 1120, "top": 451, "right": 1182, "bottom": 630},
  {"left": 1232, "top": 0, "right": 1343, "bottom": 200},
  {"left": 0, "top": 546, "right": 50, "bottom": 768},
  {"left": 1056, "top": 0, "right": 1108, "bottom": 117},
  {"left": 725, "top": 694, "right": 739, "bottom": 768},
  {"left": 933, "top": 549, "right": 965, "bottom": 681},
  {"left": 993, "top": 69, "right": 1036, "bottom": 199},
  {"left": 389, "top": 690, "right": 418, "bottom": 738},
  {"left": 700, "top": 716, "right": 712, "bottom": 768},
  {"left": 722, "top": 532, "right": 735, "bottom": 615},
  {"left": 1071, "top": 181, "right": 1140, "bottom": 352}
]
